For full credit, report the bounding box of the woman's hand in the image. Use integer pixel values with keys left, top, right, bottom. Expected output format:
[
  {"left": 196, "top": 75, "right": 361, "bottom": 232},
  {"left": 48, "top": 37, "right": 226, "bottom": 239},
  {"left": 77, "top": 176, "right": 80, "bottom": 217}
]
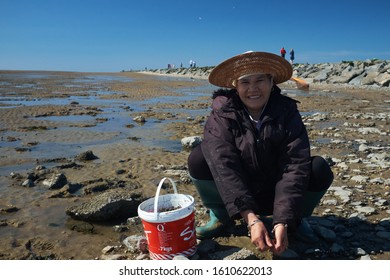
[
  {"left": 249, "top": 220, "right": 274, "bottom": 251},
  {"left": 241, "top": 210, "right": 275, "bottom": 251},
  {"left": 270, "top": 223, "right": 289, "bottom": 255}
]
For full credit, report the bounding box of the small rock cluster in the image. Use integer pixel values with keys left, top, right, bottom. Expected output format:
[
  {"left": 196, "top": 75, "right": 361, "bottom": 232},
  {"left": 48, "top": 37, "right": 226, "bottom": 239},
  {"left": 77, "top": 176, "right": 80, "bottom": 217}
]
[{"left": 8, "top": 150, "right": 144, "bottom": 221}]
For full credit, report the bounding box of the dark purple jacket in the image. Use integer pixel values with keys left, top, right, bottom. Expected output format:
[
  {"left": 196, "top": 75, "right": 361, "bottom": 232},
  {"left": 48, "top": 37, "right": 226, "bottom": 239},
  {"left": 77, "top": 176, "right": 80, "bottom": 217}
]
[{"left": 202, "top": 86, "right": 311, "bottom": 229}]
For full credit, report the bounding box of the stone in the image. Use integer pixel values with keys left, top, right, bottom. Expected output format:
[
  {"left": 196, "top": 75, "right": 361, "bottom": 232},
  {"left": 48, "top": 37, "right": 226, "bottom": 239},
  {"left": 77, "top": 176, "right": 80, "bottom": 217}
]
[
  {"left": 123, "top": 235, "right": 148, "bottom": 253},
  {"left": 314, "top": 225, "right": 337, "bottom": 242},
  {"left": 133, "top": 116, "right": 146, "bottom": 123},
  {"left": 181, "top": 136, "right": 202, "bottom": 149},
  {"left": 76, "top": 150, "right": 98, "bottom": 161},
  {"left": 43, "top": 173, "right": 68, "bottom": 189},
  {"left": 65, "top": 188, "right": 143, "bottom": 222}
]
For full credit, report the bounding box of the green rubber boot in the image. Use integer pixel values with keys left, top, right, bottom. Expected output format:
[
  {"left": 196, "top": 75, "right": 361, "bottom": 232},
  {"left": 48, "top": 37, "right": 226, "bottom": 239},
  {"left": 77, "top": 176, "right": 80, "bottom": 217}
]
[
  {"left": 295, "top": 189, "right": 327, "bottom": 243},
  {"left": 190, "top": 177, "right": 232, "bottom": 239}
]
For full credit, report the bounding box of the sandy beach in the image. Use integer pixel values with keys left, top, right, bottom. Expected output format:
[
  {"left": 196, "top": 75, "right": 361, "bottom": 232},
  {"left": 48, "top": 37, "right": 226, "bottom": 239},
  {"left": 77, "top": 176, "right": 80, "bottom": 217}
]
[{"left": 0, "top": 70, "right": 389, "bottom": 260}]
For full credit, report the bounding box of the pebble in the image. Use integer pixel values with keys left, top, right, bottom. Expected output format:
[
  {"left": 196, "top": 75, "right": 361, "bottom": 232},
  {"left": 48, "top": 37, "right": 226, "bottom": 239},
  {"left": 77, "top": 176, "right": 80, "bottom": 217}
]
[{"left": 133, "top": 116, "right": 146, "bottom": 123}]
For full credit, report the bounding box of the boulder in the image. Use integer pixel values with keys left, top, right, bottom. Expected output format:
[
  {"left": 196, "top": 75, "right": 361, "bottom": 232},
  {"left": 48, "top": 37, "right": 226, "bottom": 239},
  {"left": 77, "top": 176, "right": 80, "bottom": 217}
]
[
  {"left": 66, "top": 188, "right": 144, "bottom": 222},
  {"left": 374, "top": 72, "right": 390, "bottom": 86}
]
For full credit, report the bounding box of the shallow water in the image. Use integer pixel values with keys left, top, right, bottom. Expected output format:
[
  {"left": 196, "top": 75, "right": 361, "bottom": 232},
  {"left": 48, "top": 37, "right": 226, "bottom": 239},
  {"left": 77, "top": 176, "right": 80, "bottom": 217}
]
[{"left": 0, "top": 73, "right": 212, "bottom": 176}]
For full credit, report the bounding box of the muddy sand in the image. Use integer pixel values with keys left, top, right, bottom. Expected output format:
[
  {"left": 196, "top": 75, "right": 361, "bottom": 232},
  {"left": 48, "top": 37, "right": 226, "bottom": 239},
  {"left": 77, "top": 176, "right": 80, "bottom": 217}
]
[{"left": 0, "top": 70, "right": 389, "bottom": 260}]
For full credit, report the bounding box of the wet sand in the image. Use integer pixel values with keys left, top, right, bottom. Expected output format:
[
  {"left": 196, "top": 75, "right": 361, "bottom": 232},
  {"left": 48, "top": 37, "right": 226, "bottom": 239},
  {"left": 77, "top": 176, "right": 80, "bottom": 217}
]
[{"left": 0, "top": 70, "right": 389, "bottom": 260}]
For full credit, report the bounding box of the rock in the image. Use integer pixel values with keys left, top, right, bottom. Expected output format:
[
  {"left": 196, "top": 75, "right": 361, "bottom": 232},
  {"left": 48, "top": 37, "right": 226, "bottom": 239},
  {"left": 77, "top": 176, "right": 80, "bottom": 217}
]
[
  {"left": 313, "top": 67, "right": 333, "bottom": 83},
  {"left": 355, "top": 247, "right": 367, "bottom": 256},
  {"left": 65, "top": 188, "right": 143, "bottom": 222},
  {"left": 354, "top": 206, "right": 376, "bottom": 215},
  {"left": 375, "top": 199, "right": 388, "bottom": 206},
  {"left": 358, "top": 144, "right": 370, "bottom": 152},
  {"left": 10, "top": 172, "right": 23, "bottom": 179},
  {"left": 329, "top": 186, "right": 352, "bottom": 203},
  {"left": 133, "top": 116, "right": 146, "bottom": 123},
  {"left": 360, "top": 254, "right": 372, "bottom": 260},
  {"left": 0, "top": 205, "right": 19, "bottom": 213},
  {"left": 181, "top": 136, "right": 202, "bottom": 149},
  {"left": 330, "top": 243, "right": 345, "bottom": 254},
  {"left": 275, "top": 249, "right": 300, "bottom": 259},
  {"left": 351, "top": 175, "right": 369, "bottom": 183},
  {"left": 196, "top": 239, "right": 219, "bottom": 255},
  {"left": 122, "top": 235, "right": 148, "bottom": 254},
  {"left": 361, "top": 72, "right": 377, "bottom": 85},
  {"left": 127, "top": 216, "right": 142, "bottom": 226},
  {"left": 76, "top": 150, "right": 98, "bottom": 161},
  {"left": 22, "top": 179, "right": 34, "bottom": 187},
  {"left": 374, "top": 72, "right": 390, "bottom": 86},
  {"left": 357, "top": 127, "right": 382, "bottom": 135},
  {"left": 66, "top": 183, "right": 83, "bottom": 193},
  {"left": 42, "top": 173, "right": 68, "bottom": 189},
  {"left": 102, "top": 246, "right": 115, "bottom": 254},
  {"left": 314, "top": 225, "right": 337, "bottom": 242},
  {"left": 376, "top": 231, "right": 390, "bottom": 240}
]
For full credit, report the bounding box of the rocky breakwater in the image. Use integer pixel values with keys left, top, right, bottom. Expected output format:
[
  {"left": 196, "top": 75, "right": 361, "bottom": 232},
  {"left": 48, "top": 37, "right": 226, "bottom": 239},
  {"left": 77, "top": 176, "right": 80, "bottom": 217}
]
[
  {"left": 293, "top": 59, "right": 390, "bottom": 88},
  {"left": 144, "top": 59, "right": 390, "bottom": 89}
]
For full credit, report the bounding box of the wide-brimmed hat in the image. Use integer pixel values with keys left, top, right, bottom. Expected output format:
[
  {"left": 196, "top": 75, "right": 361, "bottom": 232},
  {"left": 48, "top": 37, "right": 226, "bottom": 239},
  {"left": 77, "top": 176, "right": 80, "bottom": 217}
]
[{"left": 209, "top": 51, "right": 293, "bottom": 88}]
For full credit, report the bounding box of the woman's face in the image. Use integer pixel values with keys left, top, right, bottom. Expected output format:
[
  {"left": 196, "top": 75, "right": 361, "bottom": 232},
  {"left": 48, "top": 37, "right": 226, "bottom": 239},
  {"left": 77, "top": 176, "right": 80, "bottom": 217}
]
[{"left": 235, "top": 74, "right": 273, "bottom": 115}]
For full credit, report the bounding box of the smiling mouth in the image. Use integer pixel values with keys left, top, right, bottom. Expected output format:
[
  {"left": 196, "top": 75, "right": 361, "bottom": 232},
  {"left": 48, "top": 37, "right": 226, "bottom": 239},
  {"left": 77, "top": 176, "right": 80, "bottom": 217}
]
[{"left": 248, "top": 95, "right": 260, "bottom": 99}]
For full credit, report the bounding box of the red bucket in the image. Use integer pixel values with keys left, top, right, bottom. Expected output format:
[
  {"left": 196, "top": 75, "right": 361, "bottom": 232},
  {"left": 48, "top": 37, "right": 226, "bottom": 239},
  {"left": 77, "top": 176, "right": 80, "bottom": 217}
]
[{"left": 137, "top": 177, "right": 197, "bottom": 260}]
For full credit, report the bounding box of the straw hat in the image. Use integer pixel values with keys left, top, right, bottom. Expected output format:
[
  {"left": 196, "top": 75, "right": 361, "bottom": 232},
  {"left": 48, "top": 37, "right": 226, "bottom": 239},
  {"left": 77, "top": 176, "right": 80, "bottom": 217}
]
[{"left": 209, "top": 51, "right": 293, "bottom": 88}]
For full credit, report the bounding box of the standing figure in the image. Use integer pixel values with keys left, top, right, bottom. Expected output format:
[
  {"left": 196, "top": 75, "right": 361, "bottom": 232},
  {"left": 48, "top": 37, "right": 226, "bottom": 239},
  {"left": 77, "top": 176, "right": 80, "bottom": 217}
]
[
  {"left": 280, "top": 47, "right": 286, "bottom": 58},
  {"left": 290, "top": 49, "right": 295, "bottom": 64},
  {"left": 188, "top": 51, "right": 333, "bottom": 256}
]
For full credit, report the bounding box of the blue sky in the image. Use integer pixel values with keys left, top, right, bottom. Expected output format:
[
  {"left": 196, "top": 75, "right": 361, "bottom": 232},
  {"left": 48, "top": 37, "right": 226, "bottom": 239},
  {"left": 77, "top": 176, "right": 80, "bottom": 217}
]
[{"left": 1, "top": 0, "right": 389, "bottom": 72}]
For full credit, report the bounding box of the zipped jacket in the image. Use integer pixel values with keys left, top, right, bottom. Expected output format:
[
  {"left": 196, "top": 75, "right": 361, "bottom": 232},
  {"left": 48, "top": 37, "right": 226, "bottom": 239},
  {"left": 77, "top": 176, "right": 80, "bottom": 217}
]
[{"left": 202, "top": 86, "right": 311, "bottom": 229}]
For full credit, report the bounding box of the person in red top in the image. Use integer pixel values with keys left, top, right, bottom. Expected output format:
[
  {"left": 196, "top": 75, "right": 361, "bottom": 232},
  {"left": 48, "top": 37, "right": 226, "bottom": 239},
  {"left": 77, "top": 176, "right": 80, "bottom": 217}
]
[{"left": 280, "top": 47, "right": 286, "bottom": 58}]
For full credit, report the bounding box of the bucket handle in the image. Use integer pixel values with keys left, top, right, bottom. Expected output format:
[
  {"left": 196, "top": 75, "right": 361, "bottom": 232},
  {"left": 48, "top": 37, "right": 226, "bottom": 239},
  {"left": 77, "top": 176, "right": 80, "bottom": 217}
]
[{"left": 153, "top": 177, "right": 178, "bottom": 219}]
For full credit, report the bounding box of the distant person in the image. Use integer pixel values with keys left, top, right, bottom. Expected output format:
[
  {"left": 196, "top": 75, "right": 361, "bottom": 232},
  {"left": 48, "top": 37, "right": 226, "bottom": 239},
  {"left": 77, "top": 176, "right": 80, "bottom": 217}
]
[
  {"left": 280, "top": 47, "right": 286, "bottom": 58},
  {"left": 290, "top": 49, "right": 295, "bottom": 64},
  {"left": 189, "top": 60, "right": 193, "bottom": 68}
]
